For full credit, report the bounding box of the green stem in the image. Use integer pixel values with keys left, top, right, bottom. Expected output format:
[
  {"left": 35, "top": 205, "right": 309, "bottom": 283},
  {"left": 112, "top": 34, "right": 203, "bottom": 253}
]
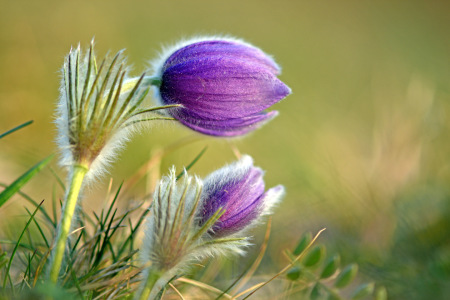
[
  {"left": 122, "top": 76, "right": 161, "bottom": 93},
  {"left": 137, "top": 270, "right": 162, "bottom": 300},
  {"left": 49, "top": 164, "right": 88, "bottom": 283}
]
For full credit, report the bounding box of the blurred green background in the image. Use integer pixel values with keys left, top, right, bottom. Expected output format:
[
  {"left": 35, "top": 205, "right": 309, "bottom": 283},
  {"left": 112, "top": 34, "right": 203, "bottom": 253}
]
[{"left": 1, "top": 0, "right": 449, "bottom": 298}]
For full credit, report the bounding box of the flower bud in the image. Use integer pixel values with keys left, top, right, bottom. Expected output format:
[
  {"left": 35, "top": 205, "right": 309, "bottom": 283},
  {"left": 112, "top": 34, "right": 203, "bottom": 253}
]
[
  {"left": 140, "top": 169, "right": 232, "bottom": 299},
  {"left": 197, "top": 155, "right": 285, "bottom": 237},
  {"left": 56, "top": 41, "right": 150, "bottom": 180},
  {"left": 140, "top": 158, "right": 284, "bottom": 298},
  {"left": 151, "top": 37, "right": 291, "bottom": 136},
  {"left": 142, "top": 169, "right": 204, "bottom": 272}
]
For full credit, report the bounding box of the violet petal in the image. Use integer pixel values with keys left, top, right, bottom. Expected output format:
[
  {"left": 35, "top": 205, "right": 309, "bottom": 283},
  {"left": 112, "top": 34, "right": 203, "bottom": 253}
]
[
  {"left": 171, "top": 111, "right": 279, "bottom": 137},
  {"left": 160, "top": 58, "right": 290, "bottom": 120}
]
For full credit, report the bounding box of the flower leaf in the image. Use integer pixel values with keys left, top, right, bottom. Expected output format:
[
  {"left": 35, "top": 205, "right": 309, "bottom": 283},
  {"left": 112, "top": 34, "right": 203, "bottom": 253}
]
[
  {"left": 303, "top": 244, "right": 325, "bottom": 267},
  {"left": 375, "top": 286, "right": 388, "bottom": 300},
  {"left": 293, "top": 232, "right": 312, "bottom": 255},
  {"left": 310, "top": 283, "right": 323, "bottom": 300},
  {"left": 320, "top": 254, "right": 341, "bottom": 279},
  {"left": 351, "top": 282, "right": 375, "bottom": 300},
  {"left": 286, "top": 266, "right": 301, "bottom": 281},
  {"left": 335, "top": 264, "right": 358, "bottom": 288}
]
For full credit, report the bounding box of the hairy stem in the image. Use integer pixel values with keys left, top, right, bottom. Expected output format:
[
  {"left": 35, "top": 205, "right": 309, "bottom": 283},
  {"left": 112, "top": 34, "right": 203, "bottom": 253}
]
[
  {"left": 137, "top": 270, "right": 162, "bottom": 300},
  {"left": 122, "top": 75, "right": 162, "bottom": 93},
  {"left": 49, "top": 164, "right": 88, "bottom": 283}
]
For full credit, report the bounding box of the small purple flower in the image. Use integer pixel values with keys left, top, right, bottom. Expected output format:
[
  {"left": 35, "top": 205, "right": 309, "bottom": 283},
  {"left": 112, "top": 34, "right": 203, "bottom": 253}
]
[
  {"left": 151, "top": 37, "right": 291, "bottom": 136},
  {"left": 197, "top": 155, "right": 284, "bottom": 237}
]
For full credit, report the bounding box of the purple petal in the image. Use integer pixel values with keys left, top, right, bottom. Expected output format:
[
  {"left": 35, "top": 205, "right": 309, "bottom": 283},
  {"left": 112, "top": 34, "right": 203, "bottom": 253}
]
[
  {"left": 216, "top": 184, "right": 284, "bottom": 236},
  {"left": 171, "top": 110, "right": 279, "bottom": 137},
  {"left": 199, "top": 162, "right": 267, "bottom": 236},
  {"left": 153, "top": 38, "right": 291, "bottom": 137},
  {"left": 196, "top": 155, "right": 284, "bottom": 237},
  {"left": 200, "top": 159, "right": 261, "bottom": 219},
  {"left": 258, "top": 185, "right": 285, "bottom": 215},
  {"left": 163, "top": 40, "right": 281, "bottom": 75},
  {"left": 218, "top": 167, "right": 265, "bottom": 216},
  {"left": 160, "top": 58, "right": 290, "bottom": 120},
  {"left": 215, "top": 193, "right": 265, "bottom": 236}
]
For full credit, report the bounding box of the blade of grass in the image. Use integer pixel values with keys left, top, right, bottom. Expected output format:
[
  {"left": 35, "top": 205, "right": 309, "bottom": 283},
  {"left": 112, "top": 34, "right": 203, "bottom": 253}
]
[
  {"left": 104, "top": 182, "right": 123, "bottom": 225},
  {"left": 93, "top": 209, "right": 118, "bottom": 267},
  {"left": 177, "top": 278, "right": 232, "bottom": 299},
  {"left": 0, "top": 155, "right": 53, "bottom": 209},
  {"left": 2, "top": 200, "right": 44, "bottom": 289},
  {"left": 25, "top": 225, "right": 33, "bottom": 250},
  {"left": 102, "top": 211, "right": 130, "bottom": 261},
  {"left": 238, "top": 228, "right": 326, "bottom": 300},
  {"left": 25, "top": 208, "right": 50, "bottom": 248},
  {"left": 19, "top": 250, "right": 37, "bottom": 292},
  {"left": 49, "top": 167, "right": 66, "bottom": 191},
  {"left": 169, "top": 283, "right": 185, "bottom": 300},
  {"left": 68, "top": 261, "right": 84, "bottom": 299},
  {"left": 116, "top": 205, "right": 149, "bottom": 258},
  {"left": 0, "top": 184, "right": 56, "bottom": 228},
  {"left": 217, "top": 218, "right": 272, "bottom": 299},
  {"left": 70, "top": 228, "right": 84, "bottom": 255},
  {"left": 176, "top": 146, "right": 208, "bottom": 180},
  {"left": 0, "top": 120, "right": 33, "bottom": 139},
  {"left": 32, "top": 248, "right": 51, "bottom": 287},
  {"left": 52, "top": 185, "right": 58, "bottom": 226},
  {"left": 0, "top": 240, "right": 35, "bottom": 252},
  {"left": 25, "top": 207, "right": 50, "bottom": 248}
]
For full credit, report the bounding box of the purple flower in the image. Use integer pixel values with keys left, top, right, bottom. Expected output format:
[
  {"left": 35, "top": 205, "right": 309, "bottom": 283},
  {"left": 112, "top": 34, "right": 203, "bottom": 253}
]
[
  {"left": 152, "top": 37, "right": 291, "bottom": 136},
  {"left": 197, "top": 155, "right": 285, "bottom": 237}
]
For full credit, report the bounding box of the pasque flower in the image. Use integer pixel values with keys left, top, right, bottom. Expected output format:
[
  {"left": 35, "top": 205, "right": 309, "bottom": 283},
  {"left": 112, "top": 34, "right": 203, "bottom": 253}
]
[
  {"left": 151, "top": 37, "right": 291, "bottom": 136},
  {"left": 50, "top": 42, "right": 153, "bottom": 284},
  {"left": 198, "top": 155, "right": 285, "bottom": 237},
  {"left": 138, "top": 169, "right": 245, "bottom": 300},
  {"left": 56, "top": 42, "right": 152, "bottom": 180},
  {"left": 138, "top": 156, "right": 283, "bottom": 299}
]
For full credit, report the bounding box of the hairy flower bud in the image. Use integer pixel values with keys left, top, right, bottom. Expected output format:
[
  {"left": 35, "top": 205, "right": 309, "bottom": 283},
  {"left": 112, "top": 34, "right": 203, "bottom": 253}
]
[
  {"left": 142, "top": 169, "right": 203, "bottom": 272},
  {"left": 139, "top": 157, "right": 284, "bottom": 298},
  {"left": 56, "top": 41, "right": 150, "bottom": 180},
  {"left": 140, "top": 169, "right": 246, "bottom": 299},
  {"left": 198, "top": 155, "right": 284, "bottom": 237},
  {"left": 151, "top": 37, "right": 291, "bottom": 136}
]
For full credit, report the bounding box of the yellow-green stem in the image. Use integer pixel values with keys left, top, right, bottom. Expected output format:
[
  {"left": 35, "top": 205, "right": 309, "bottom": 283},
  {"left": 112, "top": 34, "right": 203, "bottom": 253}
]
[
  {"left": 122, "top": 76, "right": 161, "bottom": 93},
  {"left": 137, "top": 270, "right": 162, "bottom": 300},
  {"left": 49, "top": 164, "right": 88, "bottom": 283}
]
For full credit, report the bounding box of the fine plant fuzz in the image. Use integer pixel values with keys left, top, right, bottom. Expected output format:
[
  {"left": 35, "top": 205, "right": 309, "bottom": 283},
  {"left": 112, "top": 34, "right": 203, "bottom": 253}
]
[{"left": 55, "top": 42, "right": 149, "bottom": 179}]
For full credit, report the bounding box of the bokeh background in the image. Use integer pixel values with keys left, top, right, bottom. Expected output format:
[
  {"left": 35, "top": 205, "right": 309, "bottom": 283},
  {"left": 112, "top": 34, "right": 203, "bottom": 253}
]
[{"left": 1, "top": 0, "right": 449, "bottom": 299}]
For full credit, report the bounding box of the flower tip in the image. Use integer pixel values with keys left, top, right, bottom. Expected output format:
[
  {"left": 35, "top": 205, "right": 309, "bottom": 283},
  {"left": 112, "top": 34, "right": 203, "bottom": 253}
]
[
  {"left": 268, "top": 110, "right": 279, "bottom": 118},
  {"left": 285, "top": 83, "right": 293, "bottom": 96},
  {"left": 261, "top": 184, "right": 285, "bottom": 215},
  {"left": 270, "top": 184, "right": 286, "bottom": 198},
  {"left": 273, "top": 79, "right": 292, "bottom": 101},
  {"left": 238, "top": 154, "right": 254, "bottom": 168}
]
